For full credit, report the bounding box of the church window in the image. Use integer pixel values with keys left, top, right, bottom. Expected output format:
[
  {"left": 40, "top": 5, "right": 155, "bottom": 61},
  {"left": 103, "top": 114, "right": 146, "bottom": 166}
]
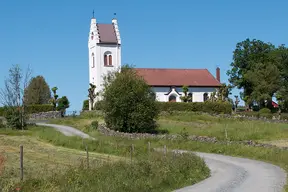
[
  {"left": 104, "top": 55, "right": 107, "bottom": 66},
  {"left": 109, "top": 55, "right": 112, "bottom": 65},
  {"left": 188, "top": 93, "right": 193, "bottom": 102},
  {"left": 203, "top": 93, "right": 208, "bottom": 102},
  {"left": 104, "top": 51, "right": 112, "bottom": 66},
  {"left": 92, "top": 53, "right": 95, "bottom": 68}
]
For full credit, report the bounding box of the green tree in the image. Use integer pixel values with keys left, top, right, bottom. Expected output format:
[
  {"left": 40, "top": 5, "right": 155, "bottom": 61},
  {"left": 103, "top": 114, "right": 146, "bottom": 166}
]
[
  {"left": 180, "top": 85, "right": 189, "bottom": 102},
  {"left": 273, "top": 45, "right": 288, "bottom": 112},
  {"left": 57, "top": 96, "right": 70, "bottom": 117},
  {"left": 227, "top": 38, "right": 277, "bottom": 109},
  {"left": 50, "top": 87, "right": 58, "bottom": 111},
  {"left": 24, "top": 75, "right": 51, "bottom": 105},
  {"left": 217, "top": 83, "right": 232, "bottom": 102},
  {"left": 102, "top": 64, "right": 159, "bottom": 133}
]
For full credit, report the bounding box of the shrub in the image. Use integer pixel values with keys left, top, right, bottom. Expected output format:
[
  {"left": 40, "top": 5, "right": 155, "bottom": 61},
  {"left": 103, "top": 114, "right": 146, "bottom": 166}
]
[
  {"left": 4, "top": 107, "right": 28, "bottom": 130},
  {"left": 94, "top": 100, "right": 104, "bottom": 110},
  {"left": 26, "top": 104, "right": 54, "bottom": 114},
  {"left": 259, "top": 108, "right": 271, "bottom": 114},
  {"left": 102, "top": 65, "right": 159, "bottom": 133},
  {"left": 0, "top": 104, "right": 53, "bottom": 115},
  {"left": 91, "top": 120, "right": 99, "bottom": 130},
  {"left": 0, "top": 118, "right": 4, "bottom": 128},
  {"left": 82, "top": 99, "right": 89, "bottom": 110},
  {"left": 156, "top": 101, "right": 232, "bottom": 114}
]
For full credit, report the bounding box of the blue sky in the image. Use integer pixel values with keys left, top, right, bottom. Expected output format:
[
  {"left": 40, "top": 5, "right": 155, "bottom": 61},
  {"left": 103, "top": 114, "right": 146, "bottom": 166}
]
[{"left": 0, "top": 0, "right": 287, "bottom": 112}]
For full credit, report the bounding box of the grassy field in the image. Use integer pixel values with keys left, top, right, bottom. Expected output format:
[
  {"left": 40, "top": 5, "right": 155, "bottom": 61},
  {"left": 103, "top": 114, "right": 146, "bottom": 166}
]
[
  {"left": 48, "top": 111, "right": 288, "bottom": 191},
  {"left": 0, "top": 126, "right": 123, "bottom": 191},
  {"left": 50, "top": 111, "right": 288, "bottom": 144},
  {"left": 0, "top": 124, "right": 210, "bottom": 192}
]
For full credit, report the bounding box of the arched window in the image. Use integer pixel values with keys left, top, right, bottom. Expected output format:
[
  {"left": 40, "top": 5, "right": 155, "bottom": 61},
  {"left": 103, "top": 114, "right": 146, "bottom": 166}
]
[
  {"left": 104, "top": 55, "right": 107, "bottom": 66},
  {"left": 91, "top": 53, "right": 95, "bottom": 68},
  {"left": 203, "top": 93, "right": 208, "bottom": 102},
  {"left": 188, "top": 93, "right": 193, "bottom": 102},
  {"left": 109, "top": 55, "right": 112, "bottom": 65},
  {"left": 104, "top": 51, "right": 112, "bottom": 66},
  {"left": 169, "top": 95, "right": 177, "bottom": 102}
]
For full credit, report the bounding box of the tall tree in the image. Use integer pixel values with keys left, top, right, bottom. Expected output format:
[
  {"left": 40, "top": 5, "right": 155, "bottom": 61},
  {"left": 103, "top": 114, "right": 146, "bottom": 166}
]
[
  {"left": 227, "top": 38, "right": 276, "bottom": 109},
  {"left": 24, "top": 76, "right": 51, "bottom": 105},
  {"left": 0, "top": 64, "right": 32, "bottom": 130},
  {"left": 217, "top": 83, "right": 232, "bottom": 102},
  {"left": 273, "top": 45, "right": 288, "bottom": 112}
]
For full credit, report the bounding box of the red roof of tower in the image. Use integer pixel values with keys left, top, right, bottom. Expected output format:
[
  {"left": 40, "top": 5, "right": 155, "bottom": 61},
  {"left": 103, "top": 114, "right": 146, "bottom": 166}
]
[
  {"left": 97, "top": 24, "right": 118, "bottom": 44},
  {"left": 135, "top": 68, "right": 221, "bottom": 87}
]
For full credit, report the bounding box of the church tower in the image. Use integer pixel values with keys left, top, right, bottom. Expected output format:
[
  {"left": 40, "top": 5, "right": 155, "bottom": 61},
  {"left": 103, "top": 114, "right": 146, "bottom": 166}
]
[{"left": 88, "top": 14, "right": 121, "bottom": 110}]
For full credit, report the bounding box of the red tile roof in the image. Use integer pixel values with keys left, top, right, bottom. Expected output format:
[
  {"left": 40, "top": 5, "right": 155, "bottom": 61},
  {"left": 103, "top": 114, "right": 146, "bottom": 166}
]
[
  {"left": 97, "top": 24, "right": 118, "bottom": 44},
  {"left": 135, "top": 68, "right": 221, "bottom": 87}
]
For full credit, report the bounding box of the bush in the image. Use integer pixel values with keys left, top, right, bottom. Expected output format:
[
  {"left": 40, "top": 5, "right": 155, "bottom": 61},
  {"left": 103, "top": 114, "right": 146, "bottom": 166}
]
[
  {"left": 156, "top": 101, "right": 232, "bottom": 114},
  {"left": 0, "top": 118, "right": 4, "bottom": 128},
  {"left": 91, "top": 120, "right": 99, "bottom": 130},
  {"left": 0, "top": 104, "right": 53, "bottom": 115},
  {"left": 102, "top": 65, "right": 159, "bottom": 133},
  {"left": 259, "top": 108, "right": 271, "bottom": 114},
  {"left": 94, "top": 100, "right": 104, "bottom": 110},
  {"left": 82, "top": 99, "right": 89, "bottom": 110}
]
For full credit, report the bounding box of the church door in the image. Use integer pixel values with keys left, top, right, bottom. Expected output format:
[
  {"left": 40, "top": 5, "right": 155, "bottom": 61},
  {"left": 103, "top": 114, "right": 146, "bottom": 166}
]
[{"left": 169, "top": 95, "right": 177, "bottom": 102}]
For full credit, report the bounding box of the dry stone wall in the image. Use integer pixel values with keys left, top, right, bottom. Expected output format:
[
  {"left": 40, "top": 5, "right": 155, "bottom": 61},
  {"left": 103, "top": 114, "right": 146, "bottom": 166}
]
[
  {"left": 29, "top": 111, "right": 62, "bottom": 120},
  {"left": 98, "top": 124, "right": 288, "bottom": 151}
]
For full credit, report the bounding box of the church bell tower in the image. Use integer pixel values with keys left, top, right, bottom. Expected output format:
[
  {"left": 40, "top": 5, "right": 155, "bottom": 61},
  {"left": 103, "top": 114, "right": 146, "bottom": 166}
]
[{"left": 88, "top": 13, "right": 121, "bottom": 110}]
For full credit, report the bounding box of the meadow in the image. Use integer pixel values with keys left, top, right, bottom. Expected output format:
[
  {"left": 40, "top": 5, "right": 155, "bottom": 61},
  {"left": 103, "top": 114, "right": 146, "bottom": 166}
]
[{"left": 0, "top": 125, "right": 210, "bottom": 192}]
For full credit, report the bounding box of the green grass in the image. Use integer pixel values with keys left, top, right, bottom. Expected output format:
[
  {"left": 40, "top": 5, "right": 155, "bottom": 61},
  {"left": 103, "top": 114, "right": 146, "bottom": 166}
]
[
  {"left": 18, "top": 151, "right": 209, "bottom": 192},
  {"left": 0, "top": 126, "right": 123, "bottom": 191},
  {"left": 46, "top": 112, "right": 288, "bottom": 191}
]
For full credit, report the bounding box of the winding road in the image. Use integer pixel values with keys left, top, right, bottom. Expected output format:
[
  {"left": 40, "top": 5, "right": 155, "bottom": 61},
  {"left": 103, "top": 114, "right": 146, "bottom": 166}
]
[{"left": 37, "top": 122, "right": 287, "bottom": 192}]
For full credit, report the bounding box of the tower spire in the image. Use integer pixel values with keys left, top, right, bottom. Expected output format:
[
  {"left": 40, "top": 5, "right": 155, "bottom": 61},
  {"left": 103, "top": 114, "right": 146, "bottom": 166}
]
[{"left": 92, "top": 10, "right": 95, "bottom": 18}]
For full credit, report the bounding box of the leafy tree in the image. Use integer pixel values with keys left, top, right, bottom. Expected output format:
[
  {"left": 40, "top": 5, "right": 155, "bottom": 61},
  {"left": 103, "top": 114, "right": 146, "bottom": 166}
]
[
  {"left": 102, "top": 64, "right": 159, "bottom": 133},
  {"left": 273, "top": 45, "right": 288, "bottom": 112},
  {"left": 180, "top": 86, "right": 189, "bottom": 102},
  {"left": 217, "top": 83, "right": 232, "bottom": 102},
  {"left": 0, "top": 65, "right": 32, "bottom": 130},
  {"left": 49, "top": 87, "right": 58, "bottom": 111},
  {"left": 82, "top": 99, "right": 89, "bottom": 110},
  {"left": 88, "top": 83, "right": 98, "bottom": 110},
  {"left": 24, "top": 75, "right": 51, "bottom": 105},
  {"left": 57, "top": 96, "right": 70, "bottom": 117},
  {"left": 227, "top": 38, "right": 277, "bottom": 109}
]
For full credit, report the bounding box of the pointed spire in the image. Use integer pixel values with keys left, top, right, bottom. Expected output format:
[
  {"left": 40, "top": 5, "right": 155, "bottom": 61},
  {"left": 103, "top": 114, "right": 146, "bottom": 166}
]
[{"left": 92, "top": 10, "right": 95, "bottom": 18}]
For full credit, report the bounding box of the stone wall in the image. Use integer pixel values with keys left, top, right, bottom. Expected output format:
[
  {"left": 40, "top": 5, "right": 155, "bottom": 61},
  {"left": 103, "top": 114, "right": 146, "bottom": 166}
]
[
  {"left": 98, "top": 124, "right": 288, "bottom": 151},
  {"left": 29, "top": 111, "right": 62, "bottom": 120}
]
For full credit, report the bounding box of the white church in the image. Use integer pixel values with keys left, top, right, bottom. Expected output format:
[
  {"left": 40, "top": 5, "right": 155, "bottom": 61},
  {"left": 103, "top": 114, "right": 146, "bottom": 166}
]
[{"left": 88, "top": 16, "right": 221, "bottom": 109}]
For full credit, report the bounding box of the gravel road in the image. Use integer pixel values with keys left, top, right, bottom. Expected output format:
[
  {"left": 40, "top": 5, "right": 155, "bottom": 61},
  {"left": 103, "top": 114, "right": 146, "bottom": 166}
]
[
  {"left": 174, "top": 150, "right": 287, "bottom": 192},
  {"left": 36, "top": 122, "right": 92, "bottom": 139},
  {"left": 36, "top": 123, "right": 287, "bottom": 192}
]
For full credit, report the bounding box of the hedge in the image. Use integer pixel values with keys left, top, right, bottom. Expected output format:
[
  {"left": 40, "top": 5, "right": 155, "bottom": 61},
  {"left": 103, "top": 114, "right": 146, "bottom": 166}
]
[
  {"left": 88, "top": 101, "right": 232, "bottom": 114},
  {"left": 156, "top": 101, "right": 232, "bottom": 114},
  {"left": 0, "top": 104, "right": 54, "bottom": 116},
  {"left": 82, "top": 99, "right": 89, "bottom": 110}
]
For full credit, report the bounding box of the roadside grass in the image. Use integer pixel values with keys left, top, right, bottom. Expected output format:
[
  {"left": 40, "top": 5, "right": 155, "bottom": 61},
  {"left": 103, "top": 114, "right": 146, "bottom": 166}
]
[
  {"left": 14, "top": 125, "right": 288, "bottom": 192},
  {"left": 18, "top": 151, "right": 210, "bottom": 192},
  {"left": 0, "top": 127, "right": 122, "bottom": 191},
  {"left": 44, "top": 112, "right": 288, "bottom": 191}
]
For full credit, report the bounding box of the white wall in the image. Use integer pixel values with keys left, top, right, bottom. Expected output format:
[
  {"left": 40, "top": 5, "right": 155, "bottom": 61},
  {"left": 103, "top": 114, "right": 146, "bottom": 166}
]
[{"left": 151, "top": 86, "right": 218, "bottom": 102}]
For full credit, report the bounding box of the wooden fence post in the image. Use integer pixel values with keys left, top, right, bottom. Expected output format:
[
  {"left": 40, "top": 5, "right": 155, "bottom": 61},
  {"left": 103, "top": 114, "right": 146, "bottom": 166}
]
[
  {"left": 164, "top": 145, "right": 167, "bottom": 157},
  {"left": 130, "top": 144, "right": 134, "bottom": 163},
  {"left": 148, "top": 142, "right": 151, "bottom": 154},
  {"left": 20, "top": 145, "right": 23, "bottom": 181},
  {"left": 85, "top": 144, "right": 89, "bottom": 168}
]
